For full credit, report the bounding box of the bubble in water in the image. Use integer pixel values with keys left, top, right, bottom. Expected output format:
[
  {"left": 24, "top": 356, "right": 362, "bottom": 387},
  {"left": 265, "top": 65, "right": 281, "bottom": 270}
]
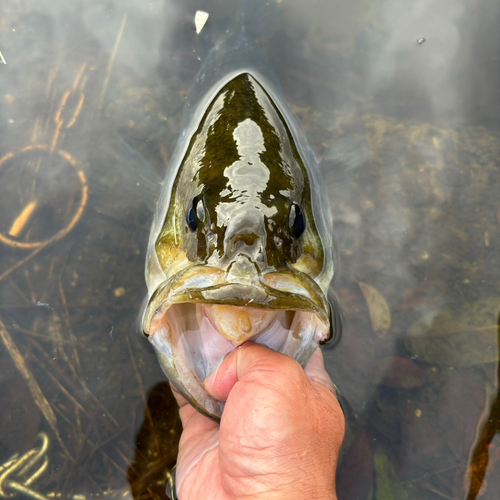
[{"left": 417, "top": 37, "right": 426, "bottom": 45}]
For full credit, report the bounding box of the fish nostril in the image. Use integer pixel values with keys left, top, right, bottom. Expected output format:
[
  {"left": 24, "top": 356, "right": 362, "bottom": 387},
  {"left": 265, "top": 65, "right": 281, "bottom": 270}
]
[
  {"left": 226, "top": 233, "right": 264, "bottom": 260},
  {"left": 232, "top": 233, "right": 259, "bottom": 246}
]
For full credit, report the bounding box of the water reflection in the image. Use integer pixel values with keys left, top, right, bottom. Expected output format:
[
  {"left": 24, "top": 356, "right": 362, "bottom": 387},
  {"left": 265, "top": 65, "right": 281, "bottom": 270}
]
[{"left": 0, "top": 0, "right": 499, "bottom": 499}]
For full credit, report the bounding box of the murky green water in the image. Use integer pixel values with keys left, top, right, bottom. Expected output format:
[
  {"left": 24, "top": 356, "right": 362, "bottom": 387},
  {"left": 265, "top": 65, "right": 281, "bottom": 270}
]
[{"left": 1, "top": 1, "right": 499, "bottom": 499}]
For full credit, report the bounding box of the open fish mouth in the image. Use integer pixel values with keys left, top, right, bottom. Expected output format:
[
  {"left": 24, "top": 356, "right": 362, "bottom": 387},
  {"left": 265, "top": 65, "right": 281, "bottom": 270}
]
[{"left": 142, "top": 264, "right": 331, "bottom": 420}]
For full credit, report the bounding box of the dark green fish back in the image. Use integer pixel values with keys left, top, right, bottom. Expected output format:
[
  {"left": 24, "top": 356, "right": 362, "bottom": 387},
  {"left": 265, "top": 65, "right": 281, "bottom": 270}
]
[{"left": 157, "top": 73, "right": 324, "bottom": 274}]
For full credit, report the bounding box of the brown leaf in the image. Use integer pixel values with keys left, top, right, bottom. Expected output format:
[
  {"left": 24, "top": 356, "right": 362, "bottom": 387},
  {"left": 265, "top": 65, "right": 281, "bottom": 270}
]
[
  {"left": 337, "top": 431, "right": 374, "bottom": 500},
  {"left": 358, "top": 282, "right": 391, "bottom": 337}
]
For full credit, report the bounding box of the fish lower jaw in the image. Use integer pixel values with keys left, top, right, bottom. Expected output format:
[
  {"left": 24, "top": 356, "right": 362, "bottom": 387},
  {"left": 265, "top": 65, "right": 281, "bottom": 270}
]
[{"left": 148, "top": 303, "right": 328, "bottom": 419}]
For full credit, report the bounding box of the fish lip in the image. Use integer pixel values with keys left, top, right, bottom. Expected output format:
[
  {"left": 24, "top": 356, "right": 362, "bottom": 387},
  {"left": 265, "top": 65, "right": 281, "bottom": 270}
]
[
  {"left": 147, "top": 298, "right": 330, "bottom": 421},
  {"left": 142, "top": 265, "right": 330, "bottom": 335},
  {"left": 143, "top": 268, "right": 331, "bottom": 422}
]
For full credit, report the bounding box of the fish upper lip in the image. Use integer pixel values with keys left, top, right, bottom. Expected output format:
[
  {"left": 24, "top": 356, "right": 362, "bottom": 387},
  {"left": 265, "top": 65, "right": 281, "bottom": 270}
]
[{"left": 143, "top": 264, "right": 329, "bottom": 335}]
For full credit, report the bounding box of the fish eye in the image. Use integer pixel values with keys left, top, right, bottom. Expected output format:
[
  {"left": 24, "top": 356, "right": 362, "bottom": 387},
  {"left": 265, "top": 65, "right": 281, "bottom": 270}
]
[
  {"left": 186, "top": 197, "right": 205, "bottom": 232},
  {"left": 289, "top": 203, "right": 306, "bottom": 239},
  {"left": 186, "top": 199, "right": 197, "bottom": 231}
]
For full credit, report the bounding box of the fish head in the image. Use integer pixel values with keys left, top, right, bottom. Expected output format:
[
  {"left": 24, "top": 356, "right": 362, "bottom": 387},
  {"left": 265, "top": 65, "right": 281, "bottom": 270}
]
[{"left": 143, "top": 73, "right": 335, "bottom": 420}]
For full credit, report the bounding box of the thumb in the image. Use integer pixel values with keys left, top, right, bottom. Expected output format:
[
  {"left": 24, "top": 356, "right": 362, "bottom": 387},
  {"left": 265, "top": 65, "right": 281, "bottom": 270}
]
[
  {"left": 203, "top": 342, "right": 302, "bottom": 401},
  {"left": 304, "top": 348, "right": 336, "bottom": 394}
]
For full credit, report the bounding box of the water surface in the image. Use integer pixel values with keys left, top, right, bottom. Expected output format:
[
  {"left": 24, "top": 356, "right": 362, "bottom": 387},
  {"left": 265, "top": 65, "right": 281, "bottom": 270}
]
[{"left": 1, "top": 0, "right": 499, "bottom": 499}]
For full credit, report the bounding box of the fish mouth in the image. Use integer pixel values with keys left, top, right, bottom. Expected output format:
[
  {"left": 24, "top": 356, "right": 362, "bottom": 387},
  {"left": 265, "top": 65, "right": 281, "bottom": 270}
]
[{"left": 143, "top": 263, "right": 331, "bottom": 420}]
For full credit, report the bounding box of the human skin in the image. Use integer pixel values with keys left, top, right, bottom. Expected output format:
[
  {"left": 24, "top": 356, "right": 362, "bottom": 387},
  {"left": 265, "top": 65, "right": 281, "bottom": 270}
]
[{"left": 171, "top": 342, "right": 345, "bottom": 500}]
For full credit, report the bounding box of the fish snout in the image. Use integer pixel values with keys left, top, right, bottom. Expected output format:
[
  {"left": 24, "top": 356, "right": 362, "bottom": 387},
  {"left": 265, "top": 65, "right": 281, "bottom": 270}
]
[
  {"left": 226, "top": 233, "right": 265, "bottom": 262},
  {"left": 223, "top": 210, "right": 267, "bottom": 265}
]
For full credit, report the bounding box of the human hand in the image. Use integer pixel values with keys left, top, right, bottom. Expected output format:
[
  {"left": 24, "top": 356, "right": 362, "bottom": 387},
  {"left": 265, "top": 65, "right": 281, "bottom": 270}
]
[{"left": 171, "top": 342, "right": 345, "bottom": 500}]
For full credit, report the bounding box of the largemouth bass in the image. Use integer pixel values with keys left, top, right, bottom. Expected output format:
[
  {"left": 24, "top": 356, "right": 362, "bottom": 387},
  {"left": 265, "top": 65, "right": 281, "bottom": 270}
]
[{"left": 142, "top": 3, "right": 339, "bottom": 420}]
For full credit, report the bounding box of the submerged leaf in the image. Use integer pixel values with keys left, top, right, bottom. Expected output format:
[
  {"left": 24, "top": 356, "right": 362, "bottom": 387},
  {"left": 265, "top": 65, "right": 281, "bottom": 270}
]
[
  {"left": 373, "top": 446, "right": 408, "bottom": 500},
  {"left": 407, "top": 309, "right": 457, "bottom": 338},
  {"left": 395, "top": 279, "right": 447, "bottom": 311},
  {"left": 337, "top": 431, "right": 374, "bottom": 500},
  {"left": 369, "top": 356, "right": 427, "bottom": 388},
  {"left": 358, "top": 282, "right": 391, "bottom": 337},
  {"left": 405, "top": 297, "right": 500, "bottom": 366}
]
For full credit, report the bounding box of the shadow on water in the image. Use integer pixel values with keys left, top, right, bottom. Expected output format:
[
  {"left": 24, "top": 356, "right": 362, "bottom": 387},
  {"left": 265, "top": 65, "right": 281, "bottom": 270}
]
[{"left": 127, "top": 383, "right": 181, "bottom": 500}]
